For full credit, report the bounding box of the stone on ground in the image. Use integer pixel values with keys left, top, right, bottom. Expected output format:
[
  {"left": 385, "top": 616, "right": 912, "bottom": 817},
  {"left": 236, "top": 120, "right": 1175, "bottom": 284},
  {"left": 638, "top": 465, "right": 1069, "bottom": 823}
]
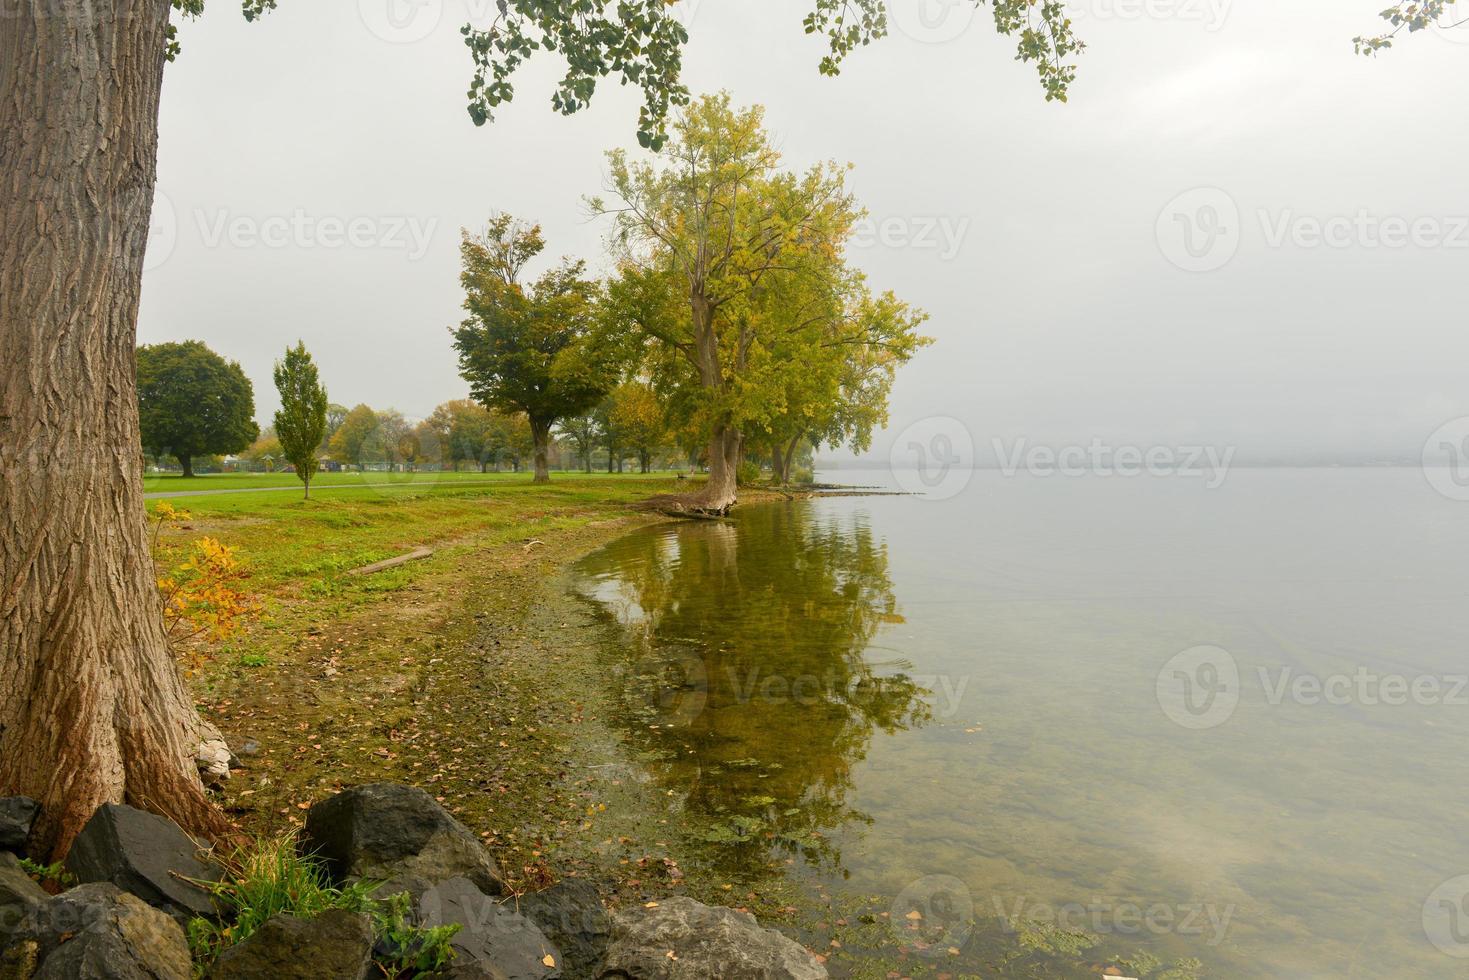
[
  {"left": 600, "top": 896, "right": 828, "bottom": 980},
  {"left": 63, "top": 803, "right": 221, "bottom": 921},
  {"left": 419, "top": 876, "right": 562, "bottom": 980},
  {"left": 301, "top": 783, "right": 504, "bottom": 896},
  {"left": 209, "top": 908, "right": 375, "bottom": 979},
  {"left": 11, "top": 882, "right": 191, "bottom": 980},
  {"left": 514, "top": 879, "right": 611, "bottom": 978},
  {"left": 0, "top": 797, "right": 40, "bottom": 855}
]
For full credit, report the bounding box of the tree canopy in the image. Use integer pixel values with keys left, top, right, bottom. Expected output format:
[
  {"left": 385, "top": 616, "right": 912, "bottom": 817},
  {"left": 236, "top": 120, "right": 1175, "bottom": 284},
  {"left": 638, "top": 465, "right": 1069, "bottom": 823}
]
[
  {"left": 450, "top": 214, "right": 622, "bottom": 482},
  {"left": 594, "top": 93, "right": 929, "bottom": 507},
  {"left": 136, "top": 340, "right": 258, "bottom": 477}
]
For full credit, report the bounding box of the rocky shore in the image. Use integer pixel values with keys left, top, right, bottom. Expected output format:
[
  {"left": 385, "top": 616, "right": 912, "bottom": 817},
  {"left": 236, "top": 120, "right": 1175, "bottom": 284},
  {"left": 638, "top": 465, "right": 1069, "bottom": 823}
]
[{"left": 0, "top": 782, "right": 828, "bottom": 979}]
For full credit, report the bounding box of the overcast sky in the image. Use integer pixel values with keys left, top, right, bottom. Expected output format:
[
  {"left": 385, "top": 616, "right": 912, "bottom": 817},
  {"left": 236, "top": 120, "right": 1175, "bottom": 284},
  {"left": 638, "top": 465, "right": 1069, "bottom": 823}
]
[{"left": 141, "top": 0, "right": 1468, "bottom": 463}]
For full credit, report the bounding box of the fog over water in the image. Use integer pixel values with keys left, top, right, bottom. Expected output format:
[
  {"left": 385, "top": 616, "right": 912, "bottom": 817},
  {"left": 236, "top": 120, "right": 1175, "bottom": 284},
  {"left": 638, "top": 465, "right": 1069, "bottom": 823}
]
[{"left": 142, "top": 0, "right": 1469, "bottom": 466}]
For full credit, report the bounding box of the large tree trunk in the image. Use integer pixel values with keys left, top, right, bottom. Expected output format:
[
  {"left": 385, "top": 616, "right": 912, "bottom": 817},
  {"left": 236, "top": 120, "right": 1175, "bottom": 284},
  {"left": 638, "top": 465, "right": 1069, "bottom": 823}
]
[
  {"left": 530, "top": 418, "right": 551, "bottom": 483},
  {"left": 177, "top": 454, "right": 194, "bottom": 478},
  {"left": 0, "top": 0, "right": 231, "bottom": 859},
  {"left": 694, "top": 424, "right": 741, "bottom": 515}
]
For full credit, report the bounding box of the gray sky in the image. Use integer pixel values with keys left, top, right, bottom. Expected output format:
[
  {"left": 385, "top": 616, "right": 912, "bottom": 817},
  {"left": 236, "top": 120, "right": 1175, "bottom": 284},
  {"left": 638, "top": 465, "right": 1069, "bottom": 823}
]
[{"left": 141, "top": 0, "right": 1469, "bottom": 464}]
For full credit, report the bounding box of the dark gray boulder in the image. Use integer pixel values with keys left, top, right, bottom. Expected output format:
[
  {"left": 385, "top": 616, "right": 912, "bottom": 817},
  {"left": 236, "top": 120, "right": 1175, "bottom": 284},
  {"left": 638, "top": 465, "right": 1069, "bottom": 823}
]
[
  {"left": 64, "top": 803, "right": 221, "bottom": 921},
  {"left": 0, "top": 852, "right": 49, "bottom": 943},
  {"left": 302, "top": 783, "right": 504, "bottom": 896},
  {"left": 440, "top": 962, "right": 510, "bottom": 980},
  {"left": 599, "top": 897, "right": 827, "bottom": 980},
  {"left": 209, "top": 908, "right": 375, "bottom": 979},
  {"left": 419, "top": 877, "right": 562, "bottom": 980},
  {"left": 514, "top": 879, "right": 611, "bottom": 978},
  {"left": 0, "top": 797, "right": 40, "bottom": 855},
  {"left": 12, "top": 882, "right": 192, "bottom": 980}
]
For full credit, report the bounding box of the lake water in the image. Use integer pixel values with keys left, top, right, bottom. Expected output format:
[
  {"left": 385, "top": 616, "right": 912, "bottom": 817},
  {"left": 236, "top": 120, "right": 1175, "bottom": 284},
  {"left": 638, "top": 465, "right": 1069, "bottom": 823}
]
[{"left": 572, "top": 468, "right": 1469, "bottom": 978}]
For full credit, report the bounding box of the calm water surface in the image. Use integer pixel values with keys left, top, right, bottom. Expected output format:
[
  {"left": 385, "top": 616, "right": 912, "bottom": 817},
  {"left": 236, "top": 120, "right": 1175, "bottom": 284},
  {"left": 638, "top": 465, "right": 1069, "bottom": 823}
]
[{"left": 573, "top": 468, "right": 1469, "bottom": 978}]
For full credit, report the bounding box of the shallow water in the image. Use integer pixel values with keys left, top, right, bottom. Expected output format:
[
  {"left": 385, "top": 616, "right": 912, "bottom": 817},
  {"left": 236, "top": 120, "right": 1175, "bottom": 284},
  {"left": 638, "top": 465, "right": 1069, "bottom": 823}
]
[{"left": 573, "top": 468, "right": 1469, "bottom": 978}]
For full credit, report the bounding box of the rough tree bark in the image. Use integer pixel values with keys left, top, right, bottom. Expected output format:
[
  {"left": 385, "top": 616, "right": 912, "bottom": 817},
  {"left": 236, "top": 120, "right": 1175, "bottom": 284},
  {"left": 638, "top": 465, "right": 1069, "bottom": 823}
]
[
  {"left": 177, "top": 453, "right": 194, "bottom": 478},
  {"left": 688, "top": 297, "right": 740, "bottom": 515},
  {"left": 694, "top": 425, "right": 741, "bottom": 514},
  {"left": 0, "top": 0, "right": 232, "bottom": 858},
  {"left": 530, "top": 418, "right": 552, "bottom": 483}
]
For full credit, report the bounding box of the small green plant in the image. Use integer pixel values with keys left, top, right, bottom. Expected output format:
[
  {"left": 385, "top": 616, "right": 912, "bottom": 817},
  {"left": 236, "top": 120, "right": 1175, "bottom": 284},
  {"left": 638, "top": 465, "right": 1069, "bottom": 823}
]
[
  {"left": 235, "top": 653, "right": 269, "bottom": 668},
  {"left": 373, "top": 890, "right": 460, "bottom": 979},
  {"left": 187, "top": 834, "right": 459, "bottom": 978},
  {"left": 18, "top": 858, "right": 75, "bottom": 889}
]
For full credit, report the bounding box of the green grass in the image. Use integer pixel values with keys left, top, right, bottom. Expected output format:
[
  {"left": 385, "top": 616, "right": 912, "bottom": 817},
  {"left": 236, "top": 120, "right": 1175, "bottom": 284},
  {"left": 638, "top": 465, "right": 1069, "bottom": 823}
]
[
  {"left": 144, "top": 468, "right": 684, "bottom": 494},
  {"left": 187, "top": 834, "right": 459, "bottom": 978},
  {"left": 152, "top": 475, "right": 690, "bottom": 680}
]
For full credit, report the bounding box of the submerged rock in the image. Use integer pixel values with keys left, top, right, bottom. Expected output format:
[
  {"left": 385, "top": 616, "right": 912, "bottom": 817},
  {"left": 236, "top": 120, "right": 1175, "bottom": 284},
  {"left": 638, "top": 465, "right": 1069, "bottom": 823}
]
[
  {"left": 13, "top": 882, "right": 192, "bottom": 980},
  {"left": 302, "top": 783, "right": 505, "bottom": 896},
  {"left": 600, "top": 896, "right": 827, "bottom": 980},
  {"left": 0, "top": 797, "right": 40, "bottom": 855},
  {"left": 514, "top": 879, "right": 611, "bottom": 978},
  {"left": 419, "top": 877, "right": 562, "bottom": 980},
  {"left": 210, "top": 908, "right": 374, "bottom": 979},
  {"left": 64, "top": 804, "right": 221, "bottom": 921}
]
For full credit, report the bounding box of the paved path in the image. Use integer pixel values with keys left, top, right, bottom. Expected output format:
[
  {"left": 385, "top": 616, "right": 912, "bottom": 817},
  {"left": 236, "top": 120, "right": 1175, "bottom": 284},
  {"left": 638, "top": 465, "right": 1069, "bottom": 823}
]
[{"left": 142, "top": 479, "right": 513, "bottom": 499}]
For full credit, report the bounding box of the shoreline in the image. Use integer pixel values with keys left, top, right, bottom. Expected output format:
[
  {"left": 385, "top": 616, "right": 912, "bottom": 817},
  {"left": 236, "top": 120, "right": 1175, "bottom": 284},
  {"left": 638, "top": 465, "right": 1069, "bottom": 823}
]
[{"left": 181, "top": 480, "right": 1209, "bottom": 977}]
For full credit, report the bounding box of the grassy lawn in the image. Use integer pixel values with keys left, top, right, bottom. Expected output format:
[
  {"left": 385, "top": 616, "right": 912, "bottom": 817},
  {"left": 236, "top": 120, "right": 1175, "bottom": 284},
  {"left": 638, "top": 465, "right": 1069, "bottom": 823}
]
[
  {"left": 154, "top": 474, "right": 718, "bottom": 889},
  {"left": 143, "top": 469, "right": 684, "bottom": 494}
]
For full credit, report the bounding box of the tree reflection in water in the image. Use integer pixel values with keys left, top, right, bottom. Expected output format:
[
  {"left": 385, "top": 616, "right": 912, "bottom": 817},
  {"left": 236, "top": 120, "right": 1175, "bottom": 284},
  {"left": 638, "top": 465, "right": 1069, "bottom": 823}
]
[{"left": 575, "top": 503, "right": 930, "bottom": 879}]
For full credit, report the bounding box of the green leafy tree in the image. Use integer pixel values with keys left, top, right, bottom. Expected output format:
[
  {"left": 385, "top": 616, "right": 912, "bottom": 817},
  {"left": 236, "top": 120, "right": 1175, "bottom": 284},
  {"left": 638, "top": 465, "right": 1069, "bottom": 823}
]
[
  {"left": 271, "top": 341, "right": 328, "bottom": 498},
  {"left": 136, "top": 340, "right": 258, "bottom": 477},
  {"left": 595, "top": 93, "right": 926, "bottom": 511},
  {"left": 328, "top": 404, "right": 378, "bottom": 469},
  {"left": 559, "top": 414, "right": 600, "bottom": 473},
  {"left": 320, "top": 403, "right": 349, "bottom": 454},
  {"left": 242, "top": 431, "right": 282, "bottom": 471},
  {"left": 608, "top": 381, "right": 667, "bottom": 474},
  {"left": 450, "top": 215, "right": 619, "bottom": 483}
]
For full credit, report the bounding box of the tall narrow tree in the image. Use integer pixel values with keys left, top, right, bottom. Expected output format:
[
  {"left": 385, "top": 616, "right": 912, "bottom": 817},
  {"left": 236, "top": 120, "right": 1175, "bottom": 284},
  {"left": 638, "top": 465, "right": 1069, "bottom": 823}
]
[
  {"left": 451, "top": 215, "right": 619, "bottom": 483},
  {"left": 272, "top": 342, "right": 328, "bottom": 499}
]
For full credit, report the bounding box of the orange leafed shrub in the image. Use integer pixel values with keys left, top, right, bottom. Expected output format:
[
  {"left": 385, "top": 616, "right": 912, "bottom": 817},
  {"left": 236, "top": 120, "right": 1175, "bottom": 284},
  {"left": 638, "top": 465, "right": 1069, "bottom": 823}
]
[{"left": 151, "top": 503, "right": 256, "bottom": 650}]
